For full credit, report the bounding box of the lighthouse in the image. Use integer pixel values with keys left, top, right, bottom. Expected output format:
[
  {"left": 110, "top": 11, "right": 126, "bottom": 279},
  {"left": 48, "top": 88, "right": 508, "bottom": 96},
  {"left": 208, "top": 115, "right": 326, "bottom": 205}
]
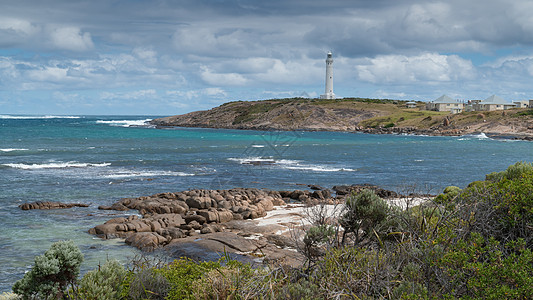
[{"left": 320, "top": 51, "right": 335, "bottom": 99}]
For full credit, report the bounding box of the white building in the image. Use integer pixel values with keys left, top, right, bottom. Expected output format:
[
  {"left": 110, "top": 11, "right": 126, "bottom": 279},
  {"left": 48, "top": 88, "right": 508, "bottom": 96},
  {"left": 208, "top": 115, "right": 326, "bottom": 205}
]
[
  {"left": 513, "top": 101, "right": 529, "bottom": 108},
  {"left": 405, "top": 101, "right": 417, "bottom": 108},
  {"left": 473, "top": 95, "right": 516, "bottom": 111},
  {"left": 320, "top": 52, "right": 335, "bottom": 99},
  {"left": 426, "top": 95, "right": 464, "bottom": 113}
]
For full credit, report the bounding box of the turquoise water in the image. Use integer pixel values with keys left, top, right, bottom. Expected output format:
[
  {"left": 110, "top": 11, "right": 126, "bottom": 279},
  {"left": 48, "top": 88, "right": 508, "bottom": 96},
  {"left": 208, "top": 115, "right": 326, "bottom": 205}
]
[{"left": 1, "top": 115, "right": 533, "bottom": 291}]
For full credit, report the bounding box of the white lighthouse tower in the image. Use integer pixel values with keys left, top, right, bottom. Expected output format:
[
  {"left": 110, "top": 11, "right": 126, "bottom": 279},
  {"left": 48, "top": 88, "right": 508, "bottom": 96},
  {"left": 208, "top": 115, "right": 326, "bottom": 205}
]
[{"left": 320, "top": 51, "right": 335, "bottom": 99}]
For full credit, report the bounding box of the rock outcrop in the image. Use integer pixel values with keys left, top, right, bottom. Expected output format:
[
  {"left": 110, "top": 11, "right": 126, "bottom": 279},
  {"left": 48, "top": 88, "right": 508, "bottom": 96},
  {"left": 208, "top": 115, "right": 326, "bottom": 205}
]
[
  {"left": 19, "top": 201, "right": 90, "bottom": 210},
  {"left": 90, "top": 188, "right": 315, "bottom": 251},
  {"left": 90, "top": 186, "right": 402, "bottom": 265}
]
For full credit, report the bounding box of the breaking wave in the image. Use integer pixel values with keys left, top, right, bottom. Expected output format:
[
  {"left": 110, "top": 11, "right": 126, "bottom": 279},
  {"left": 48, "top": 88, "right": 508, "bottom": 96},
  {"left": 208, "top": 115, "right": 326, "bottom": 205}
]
[
  {"left": 228, "top": 157, "right": 356, "bottom": 172},
  {"left": 458, "top": 133, "right": 490, "bottom": 140},
  {"left": 95, "top": 119, "right": 152, "bottom": 127},
  {"left": 102, "top": 170, "right": 195, "bottom": 179},
  {"left": 0, "top": 148, "right": 29, "bottom": 152},
  {"left": 0, "top": 115, "right": 80, "bottom": 119},
  {"left": 2, "top": 161, "right": 111, "bottom": 170}
]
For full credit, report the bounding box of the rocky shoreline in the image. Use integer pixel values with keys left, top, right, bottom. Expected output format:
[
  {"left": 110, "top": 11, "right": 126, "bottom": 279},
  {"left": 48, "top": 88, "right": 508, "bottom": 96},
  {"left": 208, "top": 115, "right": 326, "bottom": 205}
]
[
  {"left": 18, "top": 185, "right": 429, "bottom": 267},
  {"left": 83, "top": 185, "right": 412, "bottom": 267},
  {"left": 153, "top": 121, "right": 533, "bottom": 141}
]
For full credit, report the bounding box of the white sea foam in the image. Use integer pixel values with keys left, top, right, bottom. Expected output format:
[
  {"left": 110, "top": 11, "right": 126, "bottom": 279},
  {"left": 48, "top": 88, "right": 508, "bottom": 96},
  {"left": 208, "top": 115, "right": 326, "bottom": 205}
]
[
  {"left": 251, "top": 145, "right": 265, "bottom": 148},
  {"left": 0, "top": 148, "right": 28, "bottom": 152},
  {"left": 96, "top": 119, "right": 152, "bottom": 127},
  {"left": 458, "top": 132, "right": 490, "bottom": 140},
  {"left": 103, "top": 170, "right": 195, "bottom": 179},
  {"left": 2, "top": 161, "right": 111, "bottom": 170},
  {"left": 227, "top": 157, "right": 277, "bottom": 165},
  {"left": 0, "top": 115, "right": 80, "bottom": 119},
  {"left": 228, "top": 157, "right": 356, "bottom": 172}
]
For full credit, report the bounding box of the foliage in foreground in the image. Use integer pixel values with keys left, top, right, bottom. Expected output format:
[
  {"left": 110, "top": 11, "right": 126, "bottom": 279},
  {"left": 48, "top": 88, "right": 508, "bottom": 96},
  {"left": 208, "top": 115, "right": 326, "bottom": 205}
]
[
  {"left": 11, "top": 162, "right": 533, "bottom": 299},
  {"left": 13, "top": 240, "right": 83, "bottom": 300}
]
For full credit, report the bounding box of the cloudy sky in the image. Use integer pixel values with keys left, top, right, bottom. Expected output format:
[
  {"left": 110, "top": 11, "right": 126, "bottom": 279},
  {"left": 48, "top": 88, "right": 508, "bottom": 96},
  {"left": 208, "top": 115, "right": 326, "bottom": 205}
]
[{"left": 2, "top": 0, "right": 533, "bottom": 115}]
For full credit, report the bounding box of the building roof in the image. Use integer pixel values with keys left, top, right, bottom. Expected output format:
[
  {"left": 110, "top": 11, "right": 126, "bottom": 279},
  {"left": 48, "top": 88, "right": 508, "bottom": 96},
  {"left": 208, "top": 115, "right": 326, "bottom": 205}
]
[
  {"left": 481, "top": 95, "right": 516, "bottom": 105},
  {"left": 433, "top": 94, "right": 456, "bottom": 103}
]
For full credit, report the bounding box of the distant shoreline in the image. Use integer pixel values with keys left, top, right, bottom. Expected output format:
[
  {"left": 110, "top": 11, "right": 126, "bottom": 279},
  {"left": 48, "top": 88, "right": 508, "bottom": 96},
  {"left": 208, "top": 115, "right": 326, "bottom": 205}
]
[
  {"left": 150, "top": 98, "right": 533, "bottom": 141},
  {"left": 152, "top": 123, "right": 533, "bottom": 141}
]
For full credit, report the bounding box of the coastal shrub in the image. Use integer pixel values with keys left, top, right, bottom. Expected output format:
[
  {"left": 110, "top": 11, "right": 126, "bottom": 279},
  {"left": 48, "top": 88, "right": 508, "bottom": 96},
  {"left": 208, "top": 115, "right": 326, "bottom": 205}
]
[
  {"left": 161, "top": 257, "right": 220, "bottom": 300},
  {"left": 75, "top": 259, "right": 126, "bottom": 300},
  {"left": 302, "top": 225, "right": 336, "bottom": 264},
  {"left": 192, "top": 260, "right": 279, "bottom": 299},
  {"left": 12, "top": 240, "right": 83, "bottom": 300},
  {"left": 125, "top": 268, "right": 169, "bottom": 300},
  {"left": 485, "top": 161, "right": 533, "bottom": 182},
  {"left": 516, "top": 109, "right": 533, "bottom": 116},
  {"left": 433, "top": 186, "right": 461, "bottom": 205},
  {"left": 384, "top": 122, "right": 395, "bottom": 128},
  {"left": 278, "top": 279, "right": 323, "bottom": 300},
  {"left": 437, "top": 233, "right": 533, "bottom": 299},
  {"left": 391, "top": 262, "right": 428, "bottom": 299},
  {"left": 339, "top": 189, "right": 390, "bottom": 246},
  {"left": 456, "top": 171, "right": 533, "bottom": 247},
  {"left": 313, "top": 246, "right": 398, "bottom": 298}
]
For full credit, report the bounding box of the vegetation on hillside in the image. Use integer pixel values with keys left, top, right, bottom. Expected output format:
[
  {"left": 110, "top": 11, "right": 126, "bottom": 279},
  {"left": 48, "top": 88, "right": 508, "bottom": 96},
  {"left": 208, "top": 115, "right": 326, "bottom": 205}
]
[
  {"left": 153, "top": 97, "right": 533, "bottom": 136},
  {"left": 10, "top": 162, "right": 533, "bottom": 299}
]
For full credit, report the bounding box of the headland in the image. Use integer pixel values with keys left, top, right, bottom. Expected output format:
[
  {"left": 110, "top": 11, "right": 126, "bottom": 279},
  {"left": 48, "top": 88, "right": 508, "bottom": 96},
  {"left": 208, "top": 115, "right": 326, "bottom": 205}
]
[{"left": 150, "top": 98, "right": 533, "bottom": 140}]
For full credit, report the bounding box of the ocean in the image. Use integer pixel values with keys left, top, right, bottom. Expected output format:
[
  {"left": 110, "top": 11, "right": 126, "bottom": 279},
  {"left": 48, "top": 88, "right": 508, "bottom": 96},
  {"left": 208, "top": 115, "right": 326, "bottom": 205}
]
[{"left": 1, "top": 115, "right": 532, "bottom": 291}]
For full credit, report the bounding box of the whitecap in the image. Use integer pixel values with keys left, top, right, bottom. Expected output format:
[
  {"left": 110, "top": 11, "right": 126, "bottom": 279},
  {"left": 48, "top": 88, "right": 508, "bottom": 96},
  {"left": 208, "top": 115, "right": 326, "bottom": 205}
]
[
  {"left": 0, "top": 115, "right": 80, "bottom": 119},
  {"left": 0, "top": 148, "right": 28, "bottom": 152},
  {"left": 2, "top": 161, "right": 111, "bottom": 170},
  {"left": 459, "top": 133, "right": 490, "bottom": 140},
  {"left": 95, "top": 119, "right": 152, "bottom": 127},
  {"left": 251, "top": 145, "right": 265, "bottom": 148},
  {"left": 280, "top": 163, "right": 356, "bottom": 172},
  {"left": 102, "top": 170, "right": 195, "bottom": 179},
  {"left": 228, "top": 157, "right": 276, "bottom": 165},
  {"left": 228, "top": 157, "right": 356, "bottom": 172}
]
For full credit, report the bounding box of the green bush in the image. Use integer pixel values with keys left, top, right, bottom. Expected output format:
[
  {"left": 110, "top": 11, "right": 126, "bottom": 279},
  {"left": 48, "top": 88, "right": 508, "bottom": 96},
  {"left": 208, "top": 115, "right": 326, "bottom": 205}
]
[
  {"left": 278, "top": 279, "right": 323, "bottom": 300},
  {"left": 161, "top": 258, "right": 220, "bottom": 300},
  {"left": 314, "top": 246, "right": 396, "bottom": 298},
  {"left": 486, "top": 161, "right": 533, "bottom": 182},
  {"left": 340, "top": 189, "right": 390, "bottom": 246},
  {"left": 434, "top": 185, "right": 461, "bottom": 205},
  {"left": 12, "top": 240, "right": 83, "bottom": 300},
  {"left": 125, "top": 268, "right": 169, "bottom": 300},
  {"left": 75, "top": 259, "right": 126, "bottom": 300},
  {"left": 438, "top": 234, "right": 533, "bottom": 299},
  {"left": 192, "top": 259, "right": 279, "bottom": 299},
  {"left": 458, "top": 171, "right": 533, "bottom": 247},
  {"left": 302, "top": 225, "right": 336, "bottom": 263}
]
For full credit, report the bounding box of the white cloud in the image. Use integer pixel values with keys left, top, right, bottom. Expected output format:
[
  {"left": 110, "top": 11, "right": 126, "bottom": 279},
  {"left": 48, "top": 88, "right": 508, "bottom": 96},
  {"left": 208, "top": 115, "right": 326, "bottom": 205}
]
[
  {"left": 100, "top": 89, "right": 157, "bottom": 101},
  {"left": 166, "top": 87, "right": 228, "bottom": 100},
  {"left": 200, "top": 66, "right": 247, "bottom": 86},
  {"left": 133, "top": 47, "right": 158, "bottom": 65},
  {"left": 355, "top": 53, "right": 476, "bottom": 84},
  {"left": 0, "top": 18, "right": 38, "bottom": 35},
  {"left": 204, "top": 87, "right": 227, "bottom": 97},
  {"left": 48, "top": 26, "right": 94, "bottom": 51}
]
